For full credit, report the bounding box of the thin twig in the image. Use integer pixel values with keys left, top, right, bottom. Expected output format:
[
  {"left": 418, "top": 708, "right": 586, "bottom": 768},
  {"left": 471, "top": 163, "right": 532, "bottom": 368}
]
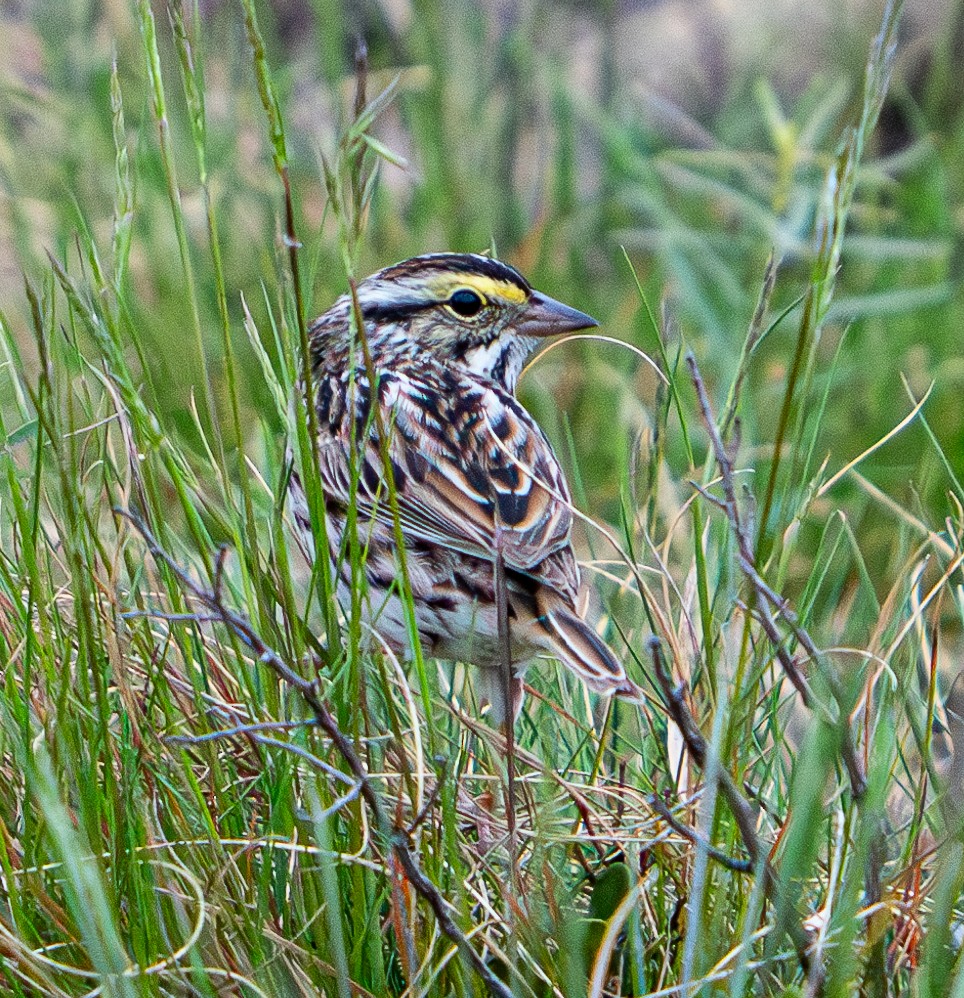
[
  {"left": 648, "top": 794, "right": 753, "bottom": 873},
  {"left": 166, "top": 719, "right": 316, "bottom": 744},
  {"left": 117, "top": 507, "right": 515, "bottom": 998},
  {"left": 649, "top": 637, "right": 813, "bottom": 975},
  {"left": 685, "top": 353, "right": 867, "bottom": 802},
  {"left": 405, "top": 760, "right": 447, "bottom": 837}
]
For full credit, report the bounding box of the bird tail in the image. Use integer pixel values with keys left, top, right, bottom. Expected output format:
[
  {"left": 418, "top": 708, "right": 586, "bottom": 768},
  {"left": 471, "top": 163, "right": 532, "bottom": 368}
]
[{"left": 537, "top": 598, "right": 641, "bottom": 702}]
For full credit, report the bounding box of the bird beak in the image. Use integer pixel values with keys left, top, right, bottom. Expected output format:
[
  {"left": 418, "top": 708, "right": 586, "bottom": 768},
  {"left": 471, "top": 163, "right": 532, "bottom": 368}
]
[{"left": 516, "top": 292, "right": 599, "bottom": 337}]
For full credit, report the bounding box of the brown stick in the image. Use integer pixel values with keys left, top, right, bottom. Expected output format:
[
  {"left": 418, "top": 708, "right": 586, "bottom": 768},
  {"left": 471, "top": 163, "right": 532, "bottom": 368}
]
[
  {"left": 648, "top": 637, "right": 813, "bottom": 976},
  {"left": 647, "top": 793, "right": 753, "bottom": 873},
  {"left": 685, "top": 353, "right": 867, "bottom": 802},
  {"left": 118, "top": 508, "right": 515, "bottom": 998}
]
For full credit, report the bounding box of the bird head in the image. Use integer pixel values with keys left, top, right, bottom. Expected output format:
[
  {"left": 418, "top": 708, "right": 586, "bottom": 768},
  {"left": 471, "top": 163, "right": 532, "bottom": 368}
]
[{"left": 317, "top": 253, "right": 598, "bottom": 392}]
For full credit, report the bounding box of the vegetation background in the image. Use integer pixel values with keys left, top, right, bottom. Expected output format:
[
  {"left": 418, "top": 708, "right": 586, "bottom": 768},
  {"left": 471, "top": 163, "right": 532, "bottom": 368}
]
[{"left": 0, "top": 0, "right": 963, "bottom": 995}]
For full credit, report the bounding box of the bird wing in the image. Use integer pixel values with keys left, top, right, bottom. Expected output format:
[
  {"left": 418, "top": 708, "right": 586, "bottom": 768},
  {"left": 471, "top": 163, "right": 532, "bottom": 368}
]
[{"left": 314, "top": 367, "right": 580, "bottom": 603}]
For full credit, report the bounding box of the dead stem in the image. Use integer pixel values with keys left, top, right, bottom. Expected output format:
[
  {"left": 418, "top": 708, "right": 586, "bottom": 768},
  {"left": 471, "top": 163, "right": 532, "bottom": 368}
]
[
  {"left": 118, "top": 507, "right": 516, "bottom": 998},
  {"left": 649, "top": 636, "right": 814, "bottom": 978},
  {"left": 685, "top": 352, "right": 867, "bottom": 803}
]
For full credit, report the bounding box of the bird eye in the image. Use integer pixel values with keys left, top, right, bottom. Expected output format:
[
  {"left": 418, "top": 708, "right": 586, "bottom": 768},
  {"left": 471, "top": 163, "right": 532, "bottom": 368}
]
[{"left": 448, "top": 288, "right": 485, "bottom": 318}]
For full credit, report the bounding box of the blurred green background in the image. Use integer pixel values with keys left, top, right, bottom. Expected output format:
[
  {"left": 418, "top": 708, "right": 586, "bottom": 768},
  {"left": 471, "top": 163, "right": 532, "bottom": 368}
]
[{"left": 1, "top": 0, "right": 962, "bottom": 577}]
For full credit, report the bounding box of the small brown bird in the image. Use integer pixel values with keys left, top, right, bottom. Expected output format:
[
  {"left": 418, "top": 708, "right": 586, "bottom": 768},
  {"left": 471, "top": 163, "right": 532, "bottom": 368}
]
[{"left": 291, "top": 253, "right": 640, "bottom": 721}]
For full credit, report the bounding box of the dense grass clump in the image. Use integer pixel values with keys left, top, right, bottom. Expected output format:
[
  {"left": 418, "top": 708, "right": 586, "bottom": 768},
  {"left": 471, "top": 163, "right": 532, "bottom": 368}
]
[{"left": 1, "top": 0, "right": 963, "bottom": 994}]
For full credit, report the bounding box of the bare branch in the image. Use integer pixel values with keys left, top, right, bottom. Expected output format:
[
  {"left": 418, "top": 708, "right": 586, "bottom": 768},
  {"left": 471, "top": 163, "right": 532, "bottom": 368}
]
[
  {"left": 117, "top": 507, "right": 516, "bottom": 998},
  {"left": 649, "top": 637, "right": 813, "bottom": 976},
  {"left": 685, "top": 354, "right": 867, "bottom": 802},
  {"left": 648, "top": 794, "right": 753, "bottom": 873}
]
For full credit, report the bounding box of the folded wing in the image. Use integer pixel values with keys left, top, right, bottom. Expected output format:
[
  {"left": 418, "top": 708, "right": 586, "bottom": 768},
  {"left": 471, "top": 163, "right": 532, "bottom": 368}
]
[{"left": 315, "top": 366, "right": 580, "bottom": 604}]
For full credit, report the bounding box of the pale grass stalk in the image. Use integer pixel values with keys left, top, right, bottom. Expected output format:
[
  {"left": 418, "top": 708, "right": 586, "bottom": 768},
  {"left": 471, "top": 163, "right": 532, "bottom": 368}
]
[
  {"left": 884, "top": 551, "right": 964, "bottom": 661},
  {"left": 817, "top": 382, "right": 933, "bottom": 498},
  {"left": 0, "top": 861, "right": 205, "bottom": 987},
  {"left": 587, "top": 875, "right": 650, "bottom": 998},
  {"left": 866, "top": 544, "right": 934, "bottom": 653},
  {"left": 367, "top": 625, "right": 426, "bottom": 815},
  {"left": 804, "top": 807, "right": 847, "bottom": 996},
  {"left": 681, "top": 677, "right": 731, "bottom": 989},
  {"left": 415, "top": 919, "right": 513, "bottom": 998},
  {"left": 850, "top": 471, "right": 954, "bottom": 556},
  {"left": 520, "top": 332, "right": 669, "bottom": 385}
]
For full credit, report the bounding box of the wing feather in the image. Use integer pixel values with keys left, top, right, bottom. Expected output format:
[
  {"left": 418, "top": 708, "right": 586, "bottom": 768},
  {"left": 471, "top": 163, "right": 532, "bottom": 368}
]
[{"left": 315, "top": 367, "right": 580, "bottom": 603}]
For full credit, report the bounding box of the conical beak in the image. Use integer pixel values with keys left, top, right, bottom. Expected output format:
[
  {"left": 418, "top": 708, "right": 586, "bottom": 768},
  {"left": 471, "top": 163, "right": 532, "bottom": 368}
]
[{"left": 516, "top": 291, "right": 599, "bottom": 337}]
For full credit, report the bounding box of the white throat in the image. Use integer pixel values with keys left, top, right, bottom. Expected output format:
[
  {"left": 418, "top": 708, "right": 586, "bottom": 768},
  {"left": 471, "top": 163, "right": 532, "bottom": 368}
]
[{"left": 462, "top": 337, "right": 536, "bottom": 393}]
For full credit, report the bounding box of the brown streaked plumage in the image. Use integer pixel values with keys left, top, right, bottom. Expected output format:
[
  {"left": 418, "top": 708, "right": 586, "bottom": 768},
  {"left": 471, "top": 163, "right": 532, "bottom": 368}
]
[{"left": 291, "top": 252, "right": 641, "bottom": 722}]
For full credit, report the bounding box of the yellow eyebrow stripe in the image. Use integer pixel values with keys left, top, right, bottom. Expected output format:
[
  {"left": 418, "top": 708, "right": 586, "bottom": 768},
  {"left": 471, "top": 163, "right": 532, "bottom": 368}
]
[{"left": 430, "top": 274, "right": 528, "bottom": 305}]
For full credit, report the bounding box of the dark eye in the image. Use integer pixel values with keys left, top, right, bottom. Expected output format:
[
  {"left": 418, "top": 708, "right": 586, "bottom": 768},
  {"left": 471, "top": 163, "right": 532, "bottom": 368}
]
[{"left": 448, "top": 288, "right": 484, "bottom": 318}]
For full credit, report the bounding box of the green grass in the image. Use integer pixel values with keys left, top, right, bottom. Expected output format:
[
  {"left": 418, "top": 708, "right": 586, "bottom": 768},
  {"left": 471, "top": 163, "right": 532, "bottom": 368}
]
[{"left": 1, "top": 0, "right": 963, "bottom": 994}]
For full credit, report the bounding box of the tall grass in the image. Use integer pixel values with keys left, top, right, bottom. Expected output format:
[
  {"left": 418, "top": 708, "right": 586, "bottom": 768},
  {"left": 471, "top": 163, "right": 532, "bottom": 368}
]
[{"left": 0, "top": 0, "right": 963, "bottom": 995}]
